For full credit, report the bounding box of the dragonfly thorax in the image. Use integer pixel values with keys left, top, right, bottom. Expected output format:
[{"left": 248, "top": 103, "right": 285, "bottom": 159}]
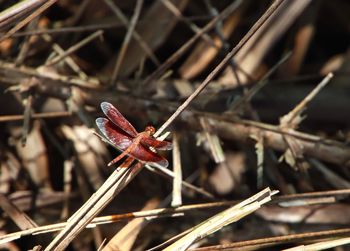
[{"left": 144, "top": 125, "right": 156, "bottom": 135}]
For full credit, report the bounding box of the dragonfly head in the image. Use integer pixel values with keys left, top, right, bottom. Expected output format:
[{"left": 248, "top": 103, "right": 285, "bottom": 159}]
[{"left": 145, "top": 125, "right": 156, "bottom": 136}]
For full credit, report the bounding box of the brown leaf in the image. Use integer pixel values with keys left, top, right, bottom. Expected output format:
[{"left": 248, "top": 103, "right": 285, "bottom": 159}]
[
  {"left": 12, "top": 120, "right": 51, "bottom": 189},
  {"left": 61, "top": 125, "right": 109, "bottom": 189},
  {"left": 219, "top": 0, "right": 312, "bottom": 86},
  {"left": 179, "top": 6, "right": 245, "bottom": 79},
  {"left": 257, "top": 204, "right": 350, "bottom": 224},
  {"left": 118, "top": 0, "right": 189, "bottom": 76},
  {"left": 209, "top": 152, "right": 246, "bottom": 195}
]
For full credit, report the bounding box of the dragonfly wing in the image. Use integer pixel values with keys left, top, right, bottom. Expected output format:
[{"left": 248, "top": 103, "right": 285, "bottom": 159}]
[
  {"left": 96, "top": 118, "right": 133, "bottom": 151},
  {"left": 141, "top": 137, "right": 173, "bottom": 150},
  {"left": 100, "top": 102, "right": 138, "bottom": 137},
  {"left": 132, "top": 144, "right": 169, "bottom": 168}
]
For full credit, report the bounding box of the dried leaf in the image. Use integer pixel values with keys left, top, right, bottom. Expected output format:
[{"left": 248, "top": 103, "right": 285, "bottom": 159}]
[
  {"left": 118, "top": 0, "right": 189, "bottom": 76},
  {"left": 0, "top": 151, "right": 21, "bottom": 193},
  {"left": 179, "top": 6, "right": 245, "bottom": 79},
  {"left": 209, "top": 152, "right": 246, "bottom": 195},
  {"left": 60, "top": 125, "right": 108, "bottom": 189},
  {"left": 12, "top": 120, "right": 51, "bottom": 189},
  {"left": 219, "top": 0, "right": 312, "bottom": 86},
  {"left": 257, "top": 204, "right": 350, "bottom": 224}
]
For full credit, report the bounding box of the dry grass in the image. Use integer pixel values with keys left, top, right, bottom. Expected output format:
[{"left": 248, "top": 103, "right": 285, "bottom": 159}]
[{"left": 1, "top": 0, "right": 350, "bottom": 250}]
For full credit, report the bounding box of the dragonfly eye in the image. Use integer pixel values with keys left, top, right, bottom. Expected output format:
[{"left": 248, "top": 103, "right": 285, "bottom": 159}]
[{"left": 145, "top": 126, "right": 156, "bottom": 135}]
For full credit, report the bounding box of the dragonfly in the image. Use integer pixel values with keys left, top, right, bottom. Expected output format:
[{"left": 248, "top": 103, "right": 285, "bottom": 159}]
[{"left": 96, "top": 102, "right": 172, "bottom": 168}]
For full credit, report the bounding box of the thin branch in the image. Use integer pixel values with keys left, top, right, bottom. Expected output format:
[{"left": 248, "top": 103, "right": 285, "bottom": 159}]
[
  {"left": 110, "top": 0, "right": 143, "bottom": 85},
  {"left": 0, "top": 0, "right": 58, "bottom": 43},
  {"left": 171, "top": 132, "right": 183, "bottom": 207},
  {"left": 282, "top": 236, "right": 350, "bottom": 251},
  {"left": 230, "top": 51, "right": 292, "bottom": 111},
  {"left": 45, "top": 30, "right": 104, "bottom": 66},
  {"left": 160, "top": 0, "right": 217, "bottom": 48},
  {"left": 0, "top": 111, "right": 71, "bottom": 122},
  {"left": 102, "top": 0, "right": 160, "bottom": 65},
  {"left": 145, "top": 164, "right": 215, "bottom": 199},
  {"left": 0, "top": 0, "right": 46, "bottom": 28},
  {"left": 280, "top": 72, "right": 334, "bottom": 127},
  {"left": 193, "top": 228, "right": 350, "bottom": 251}
]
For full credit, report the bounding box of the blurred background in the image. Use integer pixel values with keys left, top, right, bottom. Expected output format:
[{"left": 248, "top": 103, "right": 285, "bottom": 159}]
[{"left": 0, "top": 0, "right": 350, "bottom": 250}]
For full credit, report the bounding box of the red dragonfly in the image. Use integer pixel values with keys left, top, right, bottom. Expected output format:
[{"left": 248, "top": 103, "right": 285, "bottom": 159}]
[{"left": 96, "top": 102, "right": 172, "bottom": 168}]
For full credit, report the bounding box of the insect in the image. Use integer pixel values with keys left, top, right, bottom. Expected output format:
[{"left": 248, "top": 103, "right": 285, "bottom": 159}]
[{"left": 96, "top": 102, "right": 172, "bottom": 168}]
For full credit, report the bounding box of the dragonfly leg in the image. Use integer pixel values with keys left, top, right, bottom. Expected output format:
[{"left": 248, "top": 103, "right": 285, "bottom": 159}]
[
  {"left": 107, "top": 134, "right": 144, "bottom": 166},
  {"left": 108, "top": 151, "right": 129, "bottom": 166},
  {"left": 120, "top": 156, "right": 134, "bottom": 168}
]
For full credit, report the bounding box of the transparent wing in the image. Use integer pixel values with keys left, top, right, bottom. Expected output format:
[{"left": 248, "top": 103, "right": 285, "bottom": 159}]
[
  {"left": 96, "top": 118, "right": 133, "bottom": 151},
  {"left": 141, "top": 137, "right": 173, "bottom": 150},
  {"left": 100, "top": 102, "right": 138, "bottom": 137}
]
